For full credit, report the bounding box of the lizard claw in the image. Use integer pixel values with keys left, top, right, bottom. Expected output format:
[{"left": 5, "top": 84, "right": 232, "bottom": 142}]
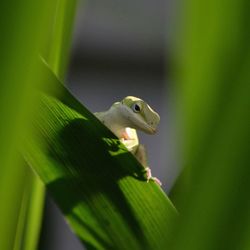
[
  {"left": 145, "top": 167, "right": 162, "bottom": 186},
  {"left": 145, "top": 167, "right": 152, "bottom": 182},
  {"left": 150, "top": 177, "right": 162, "bottom": 186}
]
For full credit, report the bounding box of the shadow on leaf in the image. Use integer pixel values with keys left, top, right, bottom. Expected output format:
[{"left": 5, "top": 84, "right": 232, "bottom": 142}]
[{"left": 46, "top": 118, "right": 149, "bottom": 249}]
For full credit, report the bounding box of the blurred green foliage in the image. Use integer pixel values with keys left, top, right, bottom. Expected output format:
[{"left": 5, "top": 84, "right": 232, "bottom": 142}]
[
  {"left": 0, "top": 1, "right": 77, "bottom": 249},
  {"left": 43, "top": 0, "right": 77, "bottom": 80},
  {"left": 0, "top": 1, "right": 51, "bottom": 249},
  {"left": 0, "top": 0, "right": 249, "bottom": 249},
  {"left": 170, "top": 0, "right": 250, "bottom": 249}
]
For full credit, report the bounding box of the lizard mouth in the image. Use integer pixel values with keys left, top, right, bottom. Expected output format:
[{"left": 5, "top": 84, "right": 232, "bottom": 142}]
[
  {"left": 122, "top": 104, "right": 158, "bottom": 134},
  {"left": 150, "top": 127, "right": 157, "bottom": 134},
  {"left": 144, "top": 124, "right": 157, "bottom": 134},
  {"left": 131, "top": 113, "right": 157, "bottom": 134}
]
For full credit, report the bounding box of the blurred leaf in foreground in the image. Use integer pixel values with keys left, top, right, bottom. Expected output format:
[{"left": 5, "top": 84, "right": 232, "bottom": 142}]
[
  {"left": 170, "top": 0, "right": 250, "bottom": 250},
  {"left": 0, "top": 1, "right": 53, "bottom": 249}
]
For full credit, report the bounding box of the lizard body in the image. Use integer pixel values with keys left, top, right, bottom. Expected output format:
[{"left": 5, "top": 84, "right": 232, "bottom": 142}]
[{"left": 95, "top": 96, "right": 161, "bottom": 185}]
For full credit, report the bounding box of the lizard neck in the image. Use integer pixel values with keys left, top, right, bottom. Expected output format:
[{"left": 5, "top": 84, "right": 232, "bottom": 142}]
[{"left": 96, "top": 105, "right": 134, "bottom": 139}]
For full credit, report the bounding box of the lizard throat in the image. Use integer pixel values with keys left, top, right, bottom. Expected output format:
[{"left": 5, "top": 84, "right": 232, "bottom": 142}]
[{"left": 120, "top": 127, "right": 134, "bottom": 140}]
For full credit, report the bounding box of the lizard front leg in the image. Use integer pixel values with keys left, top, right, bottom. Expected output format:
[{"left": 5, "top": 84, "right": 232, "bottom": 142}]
[{"left": 135, "top": 144, "right": 162, "bottom": 186}]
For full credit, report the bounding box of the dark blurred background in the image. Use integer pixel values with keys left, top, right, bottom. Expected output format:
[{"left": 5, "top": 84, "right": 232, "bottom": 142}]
[{"left": 39, "top": 1, "right": 178, "bottom": 249}]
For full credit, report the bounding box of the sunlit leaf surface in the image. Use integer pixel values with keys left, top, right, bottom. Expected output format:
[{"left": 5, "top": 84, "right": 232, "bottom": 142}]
[{"left": 23, "top": 62, "right": 177, "bottom": 250}]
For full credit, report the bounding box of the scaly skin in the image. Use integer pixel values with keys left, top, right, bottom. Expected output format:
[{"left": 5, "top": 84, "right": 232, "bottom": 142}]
[{"left": 95, "top": 96, "right": 161, "bottom": 186}]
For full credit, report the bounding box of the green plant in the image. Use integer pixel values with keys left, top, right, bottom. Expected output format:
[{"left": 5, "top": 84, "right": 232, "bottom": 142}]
[
  {"left": 0, "top": 1, "right": 76, "bottom": 250},
  {"left": 1, "top": 0, "right": 249, "bottom": 249},
  {"left": 23, "top": 61, "right": 177, "bottom": 249},
  {"left": 169, "top": 1, "right": 250, "bottom": 249}
]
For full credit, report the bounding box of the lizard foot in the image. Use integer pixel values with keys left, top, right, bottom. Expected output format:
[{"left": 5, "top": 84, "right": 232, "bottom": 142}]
[{"left": 145, "top": 167, "right": 162, "bottom": 186}]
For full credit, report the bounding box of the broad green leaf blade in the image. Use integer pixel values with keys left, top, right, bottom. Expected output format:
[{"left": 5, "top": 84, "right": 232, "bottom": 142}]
[{"left": 23, "top": 61, "right": 177, "bottom": 250}]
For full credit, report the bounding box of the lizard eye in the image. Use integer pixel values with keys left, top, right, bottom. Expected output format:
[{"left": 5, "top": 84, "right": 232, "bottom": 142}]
[{"left": 132, "top": 103, "right": 141, "bottom": 113}]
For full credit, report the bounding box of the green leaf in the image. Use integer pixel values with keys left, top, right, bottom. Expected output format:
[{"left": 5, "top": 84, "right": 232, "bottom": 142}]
[
  {"left": 13, "top": 170, "right": 45, "bottom": 250},
  {"left": 44, "top": 0, "right": 77, "bottom": 80},
  {"left": 23, "top": 61, "right": 177, "bottom": 250},
  {"left": 169, "top": 0, "right": 250, "bottom": 249},
  {"left": 14, "top": 1, "right": 78, "bottom": 249},
  {"left": 0, "top": 1, "right": 54, "bottom": 249}
]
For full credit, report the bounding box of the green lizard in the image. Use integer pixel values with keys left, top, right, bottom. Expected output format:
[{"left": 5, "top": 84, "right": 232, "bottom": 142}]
[{"left": 95, "top": 96, "right": 161, "bottom": 185}]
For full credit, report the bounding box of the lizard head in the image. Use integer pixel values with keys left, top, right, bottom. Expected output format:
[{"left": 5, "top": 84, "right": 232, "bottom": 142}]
[{"left": 120, "top": 96, "right": 160, "bottom": 134}]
